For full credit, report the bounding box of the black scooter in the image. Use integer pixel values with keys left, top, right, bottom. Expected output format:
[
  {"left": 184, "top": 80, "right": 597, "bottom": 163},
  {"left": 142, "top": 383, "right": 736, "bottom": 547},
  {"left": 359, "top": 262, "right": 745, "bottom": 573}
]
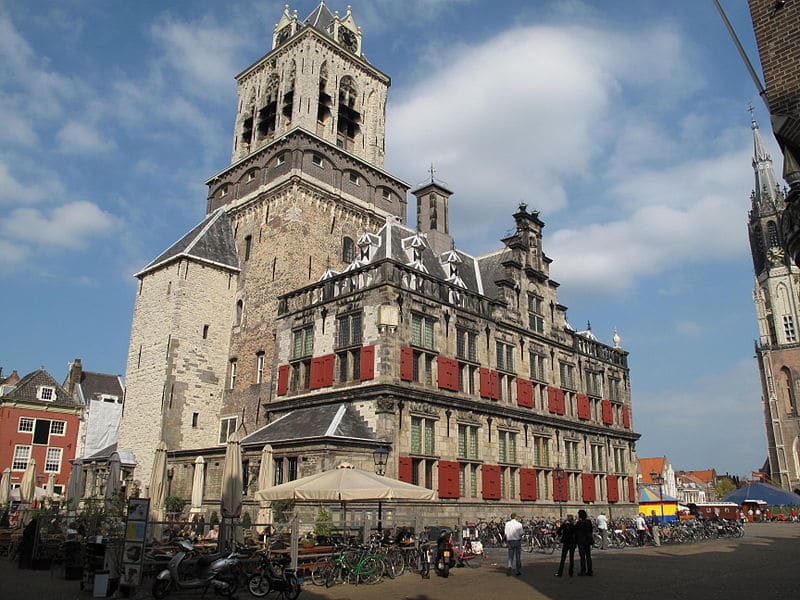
[
  {"left": 152, "top": 539, "right": 245, "bottom": 598},
  {"left": 434, "top": 528, "right": 456, "bottom": 578}
]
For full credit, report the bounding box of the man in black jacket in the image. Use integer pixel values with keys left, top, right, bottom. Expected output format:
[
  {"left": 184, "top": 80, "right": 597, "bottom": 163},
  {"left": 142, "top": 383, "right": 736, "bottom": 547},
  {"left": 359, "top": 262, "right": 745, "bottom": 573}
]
[
  {"left": 555, "top": 514, "right": 576, "bottom": 577},
  {"left": 575, "top": 509, "right": 594, "bottom": 576}
]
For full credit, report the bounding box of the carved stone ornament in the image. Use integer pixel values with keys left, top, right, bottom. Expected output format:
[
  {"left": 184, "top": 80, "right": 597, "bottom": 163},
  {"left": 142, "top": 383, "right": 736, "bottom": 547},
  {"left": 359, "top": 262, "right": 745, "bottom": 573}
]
[
  {"left": 528, "top": 424, "right": 550, "bottom": 435},
  {"left": 375, "top": 397, "right": 396, "bottom": 414},
  {"left": 409, "top": 401, "right": 438, "bottom": 417},
  {"left": 497, "top": 417, "right": 519, "bottom": 430},
  {"left": 456, "top": 410, "right": 481, "bottom": 425}
]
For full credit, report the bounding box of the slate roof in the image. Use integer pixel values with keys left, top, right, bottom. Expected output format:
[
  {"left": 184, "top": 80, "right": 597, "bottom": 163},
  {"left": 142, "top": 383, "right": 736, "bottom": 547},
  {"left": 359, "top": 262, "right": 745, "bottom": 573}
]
[
  {"left": 241, "top": 403, "right": 379, "bottom": 447},
  {"left": 137, "top": 209, "right": 240, "bottom": 276},
  {"left": 73, "top": 371, "right": 124, "bottom": 404},
  {"left": 0, "top": 368, "right": 80, "bottom": 409},
  {"left": 304, "top": 2, "right": 335, "bottom": 34}
]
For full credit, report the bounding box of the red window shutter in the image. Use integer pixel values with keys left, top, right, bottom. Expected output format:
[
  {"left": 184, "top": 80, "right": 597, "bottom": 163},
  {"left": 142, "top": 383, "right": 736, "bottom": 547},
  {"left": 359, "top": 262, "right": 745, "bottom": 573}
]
[
  {"left": 489, "top": 370, "right": 500, "bottom": 400},
  {"left": 322, "top": 354, "right": 335, "bottom": 387},
  {"left": 398, "top": 457, "right": 413, "bottom": 483},
  {"left": 622, "top": 405, "right": 631, "bottom": 429},
  {"left": 479, "top": 368, "right": 492, "bottom": 399},
  {"left": 360, "top": 345, "right": 375, "bottom": 381},
  {"left": 558, "top": 389, "right": 566, "bottom": 415},
  {"left": 577, "top": 394, "right": 590, "bottom": 420},
  {"left": 627, "top": 477, "right": 636, "bottom": 502},
  {"left": 516, "top": 379, "right": 533, "bottom": 408},
  {"left": 520, "top": 468, "right": 538, "bottom": 500},
  {"left": 601, "top": 399, "right": 613, "bottom": 424},
  {"left": 437, "top": 357, "right": 458, "bottom": 392},
  {"left": 581, "top": 473, "right": 596, "bottom": 502},
  {"left": 481, "top": 464, "right": 501, "bottom": 500},
  {"left": 607, "top": 474, "right": 619, "bottom": 503},
  {"left": 400, "top": 346, "right": 414, "bottom": 381},
  {"left": 438, "top": 460, "right": 460, "bottom": 499},
  {"left": 309, "top": 357, "right": 323, "bottom": 389},
  {"left": 277, "top": 365, "right": 289, "bottom": 396},
  {"left": 547, "top": 386, "right": 559, "bottom": 413}
]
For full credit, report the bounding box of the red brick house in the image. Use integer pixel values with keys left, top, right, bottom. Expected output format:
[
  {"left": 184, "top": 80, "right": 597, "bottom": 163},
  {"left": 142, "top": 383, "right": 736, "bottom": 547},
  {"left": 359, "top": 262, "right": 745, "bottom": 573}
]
[{"left": 0, "top": 369, "right": 81, "bottom": 497}]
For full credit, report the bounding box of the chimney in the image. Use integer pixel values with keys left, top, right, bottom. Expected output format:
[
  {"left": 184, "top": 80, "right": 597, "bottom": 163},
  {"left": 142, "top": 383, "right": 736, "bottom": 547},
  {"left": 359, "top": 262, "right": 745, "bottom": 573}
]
[{"left": 67, "top": 358, "right": 83, "bottom": 396}]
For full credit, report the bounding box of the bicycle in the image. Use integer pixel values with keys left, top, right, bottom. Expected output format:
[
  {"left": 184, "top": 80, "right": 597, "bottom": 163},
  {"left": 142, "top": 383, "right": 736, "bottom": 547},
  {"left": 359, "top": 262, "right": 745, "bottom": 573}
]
[{"left": 247, "top": 550, "right": 300, "bottom": 599}]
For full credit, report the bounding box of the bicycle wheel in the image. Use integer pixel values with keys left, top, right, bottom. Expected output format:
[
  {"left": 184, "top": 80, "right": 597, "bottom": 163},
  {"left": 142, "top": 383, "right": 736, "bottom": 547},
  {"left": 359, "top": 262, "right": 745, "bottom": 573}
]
[
  {"left": 461, "top": 551, "right": 483, "bottom": 568},
  {"left": 386, "top": 546, "right": 405, "bottom": 577},
  {"left": 280, "top": 573, "right": 300, "bottom": 600},
  {"left": 247, "top": 574, "right": 271, "bottom": 598},
  {"left": 325, "top": 563, "right": 341, "bottom": 588},
  {"left": 310, "top": 564, "right": 329, "bottom": 586},
  {"left": 359, "top": 556, "right": 383, "bottom": 584}
]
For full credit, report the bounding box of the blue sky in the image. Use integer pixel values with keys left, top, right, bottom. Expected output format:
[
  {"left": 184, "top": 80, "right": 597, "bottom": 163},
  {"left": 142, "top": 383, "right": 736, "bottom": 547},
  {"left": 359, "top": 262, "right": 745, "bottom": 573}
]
[{"left": 0, "top": 1, "right": 773, "bottom": 476}]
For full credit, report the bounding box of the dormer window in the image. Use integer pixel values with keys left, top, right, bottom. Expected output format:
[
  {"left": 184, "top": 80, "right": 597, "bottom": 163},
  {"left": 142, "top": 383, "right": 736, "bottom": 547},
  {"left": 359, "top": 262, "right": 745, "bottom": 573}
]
[
  {"left": 382, "top": 188, "right": 391, "bottom": 202},
  {"left": 276, "top": 154, "right": 286, "bottom": 166},
  {"left": 220, "top": 186, "right": 229, "bottom": 198},
  {"left": 38, "top": 386, "right": 55, "bottom": 402},
  {"left": 312, "top": 154, "right": 324, "bottom": 167},
  {"left": 247, "top": 171, "right": 256, "bottom": 182},
  {"left": 348, "top": 171, "right": 360, "bottom": 185}
]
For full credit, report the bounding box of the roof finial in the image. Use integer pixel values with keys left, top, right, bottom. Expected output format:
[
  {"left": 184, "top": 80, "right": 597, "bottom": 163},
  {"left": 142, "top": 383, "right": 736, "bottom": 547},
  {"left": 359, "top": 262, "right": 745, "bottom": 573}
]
[
  {"left": 429, "top": 162, "right": 436, "bottom": 184},
  {"left": 748, "top": 100, "right": 757, "bottom": 128}
]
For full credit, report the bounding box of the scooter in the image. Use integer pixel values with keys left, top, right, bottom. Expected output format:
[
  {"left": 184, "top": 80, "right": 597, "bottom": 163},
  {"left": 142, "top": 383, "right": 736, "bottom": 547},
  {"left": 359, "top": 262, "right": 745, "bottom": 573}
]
[
  {"left": 434, "top": 528, "right": 456, "bottom": 578},
  {"left": 152, "top": 539, "right": 244, "bottom": 599}
]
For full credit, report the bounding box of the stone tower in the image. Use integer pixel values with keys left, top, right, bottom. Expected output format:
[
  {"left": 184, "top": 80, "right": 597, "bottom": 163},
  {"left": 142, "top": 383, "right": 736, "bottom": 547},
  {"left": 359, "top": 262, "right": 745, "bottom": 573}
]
[
  {"left": 118, "top": 2, "right": 409, "bottom": 486},
  {"left": 748, "top": 115, "right": 800, "bottom": 493}
]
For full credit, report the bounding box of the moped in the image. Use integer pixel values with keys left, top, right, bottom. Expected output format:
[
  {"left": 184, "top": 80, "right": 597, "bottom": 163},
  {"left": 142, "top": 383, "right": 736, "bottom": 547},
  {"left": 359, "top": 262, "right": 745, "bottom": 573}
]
[
  {"left": 152, "top": 539, "right": 244, "bottom": 599},
  {"left": 434, "top": 528, "right": 456, "bottom": 578}
]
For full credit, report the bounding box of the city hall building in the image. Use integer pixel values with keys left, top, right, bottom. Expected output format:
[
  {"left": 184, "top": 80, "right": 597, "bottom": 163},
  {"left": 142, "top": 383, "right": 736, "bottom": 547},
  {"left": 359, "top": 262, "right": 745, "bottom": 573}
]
[{"left": 116, "top": 2, "right": 640, "bottom": 521}]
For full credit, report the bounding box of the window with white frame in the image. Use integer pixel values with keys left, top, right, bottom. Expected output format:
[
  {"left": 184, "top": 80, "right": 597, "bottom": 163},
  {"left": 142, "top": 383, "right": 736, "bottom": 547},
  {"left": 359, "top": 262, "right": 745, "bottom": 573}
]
[
  {"left": 590, "top": 444, "right": 604, "bottom": 472},
  {"left": 586, "top": 370, "right": 603, "bottom": 397},
  {"left": 12, "top": 445, "right": 31, "bottom": 470},
  {"left": 559, "top": 362, "right": 576, "bottom": 390},
  {"left": 565, "top": 440, "right": 580, "bottom": 470},
  {"left": 18, "top": 417, "right": 34, "bottom": 433},
  {"left": 45, "top": 447, "right": 63, "bottom": 473},
  {"left": 50, "top": 420, "right": 66, "bottom": 436},
  {"left": 229, "top": 359, "right": 237, "bottom": 389},
  {"left": 291, "top": 326, "right": 314, "bottom": 359},
  {"left": 410, "top": 416, "right": 435, "bottom": 455},
  {"left": 218, "top": 417, "right": 237, "bottom": 444},
  {"left": 528, "top": 295, "right": 544, "bottom": 333},
  {"left": 608, "top": 377, "right": 622, "bottom": 402},
  {"left": 784, "top": 315, "right": 797, "bottom": 342},
  {"left": 530, "top": 351, "right": 547, "bottom": 382},
  {"left": 456, "top": 328, "right": 478, "bottom": 362},
  {"left": 38, "top": 386, "right": 55, "bottom": 401},
  {"left": 459, "top": 463, "right": 479, "bottom": 498},
  {"left": 457, "top": 424, "right": 479, "bottom": 460},
  {"left": 496, "top": 341, "right": 515, "bottom": 372},
  {"left": 533, "top": 435, "right": 550, "bottom": 467},
  {"left": 256, "top": 352, "right": 265, "bottom": 384},
  {"left": 411, "top": 314, "right": 435, "bottom": 350},
  {"left": 500, "top": 466, "right": 517, "bottom": 499},
  {"left": 498, "top": 431, "right": 518, "bottom": 463}
]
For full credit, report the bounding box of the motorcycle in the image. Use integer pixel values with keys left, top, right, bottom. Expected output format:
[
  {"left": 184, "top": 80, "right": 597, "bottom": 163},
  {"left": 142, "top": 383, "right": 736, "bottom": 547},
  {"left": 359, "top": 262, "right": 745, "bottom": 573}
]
[
  {"left": 434, "top": 527, "right": 456, "bottom": 578},
  {"left": 152, "top": 539, "right": 245, "bottom": 599}
]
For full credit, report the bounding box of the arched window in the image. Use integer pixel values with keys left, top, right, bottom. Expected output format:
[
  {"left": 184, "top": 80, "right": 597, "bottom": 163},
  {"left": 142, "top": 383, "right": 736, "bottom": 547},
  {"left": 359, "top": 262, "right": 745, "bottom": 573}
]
[
  {"left": 768, "top": 220, "right": 780, "bottom": 247},
  {"left": 342, "top": 236, "right": 356, "bottom": 263},
  {"left": 783, "top": 367, "right": 798, "bottom": 414},
  {"left": 337, "top": 76, "right": 360, "bottom": 150},
  {"left": 235, "top": 299, "right": 244, "bottom": 326}
]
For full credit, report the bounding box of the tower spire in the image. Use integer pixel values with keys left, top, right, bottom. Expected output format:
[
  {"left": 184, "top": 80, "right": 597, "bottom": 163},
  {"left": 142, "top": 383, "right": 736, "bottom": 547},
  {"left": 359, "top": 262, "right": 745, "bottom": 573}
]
[{"left": 750, "top": 109, "right": 781, "bottom": 213}]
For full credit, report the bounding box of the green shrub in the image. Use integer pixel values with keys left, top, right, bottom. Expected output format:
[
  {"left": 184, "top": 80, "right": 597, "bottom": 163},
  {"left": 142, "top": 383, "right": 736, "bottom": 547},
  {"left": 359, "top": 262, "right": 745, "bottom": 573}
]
[
  {"left": 313, "top": 508, "right": 332, "bottom": 538},
  {"left": 210, "top": 510, "right": 220, "bottom": 525},
  {"left": 164, "top": 496, "right": 184, "bottom": 515}
]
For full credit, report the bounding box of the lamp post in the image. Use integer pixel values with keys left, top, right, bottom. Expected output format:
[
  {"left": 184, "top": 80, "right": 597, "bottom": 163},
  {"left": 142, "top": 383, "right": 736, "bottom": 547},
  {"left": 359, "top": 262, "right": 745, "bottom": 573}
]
[
  {"left": 372, "top": 446, "right": 390, "bottom": 534},
  {"left": 554, "top": 465, "right": 565, "bottom": 520},
  {"left": 650, "top": 470, "right": 665, "bottom": 524}
]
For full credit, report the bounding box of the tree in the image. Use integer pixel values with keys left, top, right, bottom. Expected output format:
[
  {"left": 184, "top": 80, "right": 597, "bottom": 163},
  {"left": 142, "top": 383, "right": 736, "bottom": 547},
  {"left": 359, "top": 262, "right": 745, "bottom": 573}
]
[{"left": 714, "top": 478, "right": 736, "bottom": 499}]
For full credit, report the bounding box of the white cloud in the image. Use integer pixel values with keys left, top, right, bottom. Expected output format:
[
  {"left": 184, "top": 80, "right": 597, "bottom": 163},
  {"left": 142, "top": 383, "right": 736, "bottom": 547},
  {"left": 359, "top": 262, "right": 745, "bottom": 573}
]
[
  {"left": 0, "top": 160, "right": 63, "bottom": 205},
  {"left": 57, "top": 120, "right": 116, "bottom": 154},
  {"left": 1, "top": 201, "right": 119, "bottom": 249}
]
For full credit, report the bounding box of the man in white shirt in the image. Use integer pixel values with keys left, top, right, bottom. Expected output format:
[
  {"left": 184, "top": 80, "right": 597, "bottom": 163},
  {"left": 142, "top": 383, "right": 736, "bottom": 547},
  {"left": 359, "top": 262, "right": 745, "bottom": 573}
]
[
  {"left": 596, "top": 512, "right": 608, "bottom": 549},
  {"left": 635, "top": 513, "right": 647, "bottom": 546},
  {"left": 504, "top": 513, "right": 524, "bottom": 576}
]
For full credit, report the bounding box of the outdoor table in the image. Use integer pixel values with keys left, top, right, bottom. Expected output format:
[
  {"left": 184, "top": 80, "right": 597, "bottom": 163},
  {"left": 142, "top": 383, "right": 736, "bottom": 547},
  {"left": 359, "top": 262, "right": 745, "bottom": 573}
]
[{"left": 270, "top": 545, "right": 334, "bottom": 573}]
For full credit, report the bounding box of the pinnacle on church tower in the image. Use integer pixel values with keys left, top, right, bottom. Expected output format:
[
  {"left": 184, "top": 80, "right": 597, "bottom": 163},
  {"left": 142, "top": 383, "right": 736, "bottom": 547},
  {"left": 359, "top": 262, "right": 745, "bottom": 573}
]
[{"left": 750, "top": 107, "right": 782, "bottom": 215}]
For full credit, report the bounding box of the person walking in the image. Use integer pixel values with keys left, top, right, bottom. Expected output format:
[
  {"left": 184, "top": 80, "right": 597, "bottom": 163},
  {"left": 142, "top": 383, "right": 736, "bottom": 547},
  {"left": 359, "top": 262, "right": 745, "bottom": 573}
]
[
  {"left": 504, "top": 512, "right": 523, "bottom": 576},
  {"left": 596, "top": 511, "right": 608, "bottom": 550},
  {"left": 635, "top": 512, "right": 648, "bottom": 546},
  {"left": 555, "top": 514, "right": 576, "bottom": 577},
  {"left": 649, "top": 510, "right": 661, "bottom": 546},
  {"left": 575, "top": 509, "right": 594, "bottom": 576}
]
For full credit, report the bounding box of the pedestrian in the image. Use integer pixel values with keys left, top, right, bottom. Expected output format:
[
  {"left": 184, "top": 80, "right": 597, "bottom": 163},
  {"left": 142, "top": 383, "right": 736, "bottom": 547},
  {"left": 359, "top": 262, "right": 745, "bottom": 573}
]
[
  {"left": 596, "top": 511, "right": 609, "bottom": 550},
  {"left": 504, "top": 512, "right": 523, "bottom": 576},
  {"left": 649, "top": 510, "right": 661, "bottom": 546},
  {"left": 555, "top": 514, "right": 576, "bottom": 577},
  {"left": 575, "top": 509, "right": 594, "bottom": 576},
  {"left": 635, "top": 512, "right": 647, "bottom": 546}
]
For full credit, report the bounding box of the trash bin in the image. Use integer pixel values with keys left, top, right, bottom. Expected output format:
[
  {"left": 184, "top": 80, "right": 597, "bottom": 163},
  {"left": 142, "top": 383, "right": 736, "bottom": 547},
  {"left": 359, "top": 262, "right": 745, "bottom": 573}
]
[{"left": 93, "top": 570, "right": 109, "bottom": 598}]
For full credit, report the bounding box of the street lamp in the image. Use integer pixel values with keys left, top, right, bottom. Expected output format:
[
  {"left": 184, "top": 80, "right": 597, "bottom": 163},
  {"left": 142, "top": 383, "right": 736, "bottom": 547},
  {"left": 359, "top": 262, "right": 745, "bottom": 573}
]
[
  {"left": 650, "top": 470, "right": 665, "bottom": 524},
  {"left": 372, "top": 446, "right": 390, "bottom": 535},
  {"left": 554, "top": 465, "right": 565, "bottom": 520}
]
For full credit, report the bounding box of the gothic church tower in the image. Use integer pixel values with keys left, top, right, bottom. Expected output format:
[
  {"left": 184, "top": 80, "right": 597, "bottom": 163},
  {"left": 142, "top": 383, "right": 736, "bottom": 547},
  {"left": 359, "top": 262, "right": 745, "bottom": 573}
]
[
  {"left": 118, "top": 2, "right": 409, "bottom": 486},
  {"left": 748, "top": 116, "right": 800, "bottom": 494}
]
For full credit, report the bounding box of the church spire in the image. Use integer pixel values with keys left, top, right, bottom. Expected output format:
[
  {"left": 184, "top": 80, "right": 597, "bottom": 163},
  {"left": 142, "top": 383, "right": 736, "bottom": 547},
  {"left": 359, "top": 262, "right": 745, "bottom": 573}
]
[{"left": 750, "top": 108, "right": 781, "bottom": 214}]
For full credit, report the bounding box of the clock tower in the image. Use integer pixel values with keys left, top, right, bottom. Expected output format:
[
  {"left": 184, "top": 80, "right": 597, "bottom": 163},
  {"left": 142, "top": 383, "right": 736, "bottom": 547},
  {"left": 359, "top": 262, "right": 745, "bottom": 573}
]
[{"left": 748, "top": 115, "right": 800, "bottom": 494}]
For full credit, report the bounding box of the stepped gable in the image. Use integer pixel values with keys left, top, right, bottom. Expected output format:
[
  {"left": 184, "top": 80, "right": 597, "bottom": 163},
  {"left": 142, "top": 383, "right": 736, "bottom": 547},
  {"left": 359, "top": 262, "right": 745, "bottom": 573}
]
[
  {"left": 137, "top": 209, "right": 239, "bottom": 276},
  {"left": 242, "top": 404, "right": 378, "bottom": 447}
]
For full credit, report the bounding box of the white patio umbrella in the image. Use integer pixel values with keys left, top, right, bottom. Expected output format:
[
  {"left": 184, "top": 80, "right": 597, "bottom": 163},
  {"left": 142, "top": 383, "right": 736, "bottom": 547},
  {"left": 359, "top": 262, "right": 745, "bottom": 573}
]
[
  {"left": 45, "top": 473, "right": 56, "bottom": 499},
  {"left": 105, "top": 452, "right": 121, "bottom": 500},
  {"left": 255, "top": 445, "right": 274, "bottom": 528},
  {"left": 0, "top": 468, "right": 11, "bottom": 506},
  {"left": 190, "top": 456, "right": 205, "bottom": 513},
  {"left": 19, "top": 459, "right": 37, "bottom": 505},
  {"left": 149, "top": 441, "right": 168, "bottom": 537},
  {"left": 220, "top": 429, "right": 243, "bottom": 547},
  {"left": 255, "top": 463, "right": 435, "bottom": 502},
  {"left": 66, "top": 460, "right": 85, "bottom": 512}
]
